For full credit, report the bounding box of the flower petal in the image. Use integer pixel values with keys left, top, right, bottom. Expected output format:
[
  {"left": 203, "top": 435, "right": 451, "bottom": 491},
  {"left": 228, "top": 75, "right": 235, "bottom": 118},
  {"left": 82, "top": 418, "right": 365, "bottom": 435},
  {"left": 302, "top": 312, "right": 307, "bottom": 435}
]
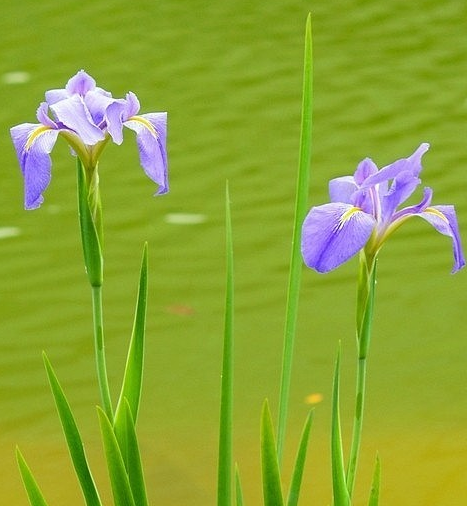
[
  {"left": 418, "top": 205, "right": 465, "bottom": 273},
  {"left": 50, "top": 95, "right": 105, "bottom": 145},
  {"left": 123, "top": 112, "right": 168, "bottom": 194},
  {"left": 329, "top": 176, "right": 358, "bottom": 203},
  {"left": 10, "top": 123, "right": 59, "bottom": 209},
  {"left": 301, "top": 203, "right": 376, "bottom": 273}
]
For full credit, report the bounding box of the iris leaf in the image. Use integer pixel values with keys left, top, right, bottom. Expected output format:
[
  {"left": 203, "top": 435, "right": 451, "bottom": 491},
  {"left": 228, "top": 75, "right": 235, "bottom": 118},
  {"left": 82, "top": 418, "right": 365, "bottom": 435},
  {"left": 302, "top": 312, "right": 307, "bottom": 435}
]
[
  {"left": 121, "top": 400, "right": 149, "bottom": 506},
  {"left": 286, "top": 411, "right": 313, "bottom": 506},
  {"left": 16, "top": 448, "right": 50, "bottom": 506},
  {"left": 277, "top": 12, "right": 313, "bottom": 462},
  {"left": 42, "top": 353, "right": 102, "bottom": 506},
  {"left": 367, "top": 454, "right": 381, "bottom": 506},
  {"left": 331, "top": 348, "right": 350, "bottom": 506},
  {"left": 114, "top": 243, "right": 148, "bottom": 458},
  {"left": 217, "top": 182, "right": 234, "bottom": 506},
  {"left": 261, "top": 400, "right": 284, "bottom": 506},
  {"left": 97, "top": 406, "right": 136, "bottom": 506},
  {"left": 235, "top": 464, "right": 244, "bottom": 506}
]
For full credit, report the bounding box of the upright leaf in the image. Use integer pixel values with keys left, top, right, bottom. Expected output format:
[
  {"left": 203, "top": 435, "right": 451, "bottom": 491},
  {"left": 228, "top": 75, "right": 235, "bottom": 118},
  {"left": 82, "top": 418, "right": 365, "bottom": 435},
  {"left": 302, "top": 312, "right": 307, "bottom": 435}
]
[
  {"left": 261, "top": 400, "right": 284, "bottom": 506},
  {"left": 114, "top": 243, "right": 148, "bottom": 460},
  {"left": 97, "top": 407, "right": 136, "bottom": 506},
  {"left": 43, "top": 353, "right": 102, "bottom": 506},
  {"left": 16, "top": 448, "right": 51, "bottom": 506},
  {"left": 368, "top": 455, "right": 381, "bottom": 506},
  {"left": 277, "top": 12, "right": 313, "bottom": 462},
  {"left": 235, "top": 464, "right": 244, "bottom": 506},
  {"left": 217, "top": 183, "right": 235, "bottom": 506},
  {"left": 331, "top": 348, "right": 350, "bottom": 506},
  {"left": 286, "top": 411, "right": 313, "bottom": 506}
]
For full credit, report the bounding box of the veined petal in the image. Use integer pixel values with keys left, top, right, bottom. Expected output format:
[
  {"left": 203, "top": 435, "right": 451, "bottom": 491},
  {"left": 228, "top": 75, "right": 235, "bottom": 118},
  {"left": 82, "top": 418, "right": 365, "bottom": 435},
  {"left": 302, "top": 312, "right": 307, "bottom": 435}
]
[
  {"left": 10, "top": 123, "right": 59, "bottom": 209},
  {"left": 329, "top": 176, "right": 358, "bottom": 203},
  {"left": 301, "top": 203, "right": 376, "bottom": 273},
  {"left": 353, "top": 157, "right": 378, "bottom": 185},
  {"left": 50, "top": 95, "right": 105, "bottom": 145},
  {"left": 379, "top": 170, "right": 421, "bottom": 225},
  {"left": 418, "top": 205, "right": 465, "bottom": 273},
  {"left": 123, "top": 112, "right": 168, "bottom": 194},
  {"left": 363, "top": 143, "right": 429, "bottom": 188},
  {"left": 105, "top": 92, "right": 140, "bottom": 144},
  {"left": 65, "top": 69, "right": 97, "bottom": 96}
]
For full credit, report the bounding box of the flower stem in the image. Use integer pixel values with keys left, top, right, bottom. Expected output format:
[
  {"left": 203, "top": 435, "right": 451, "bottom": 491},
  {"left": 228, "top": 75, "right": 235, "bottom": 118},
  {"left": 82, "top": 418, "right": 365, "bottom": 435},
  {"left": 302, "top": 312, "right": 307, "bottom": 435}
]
[
  {"left": 91, "top": 285, "right": 113, "bottom": 421},
  {"left": 346, "top": 251, "right": 377, "bottom": 498}
]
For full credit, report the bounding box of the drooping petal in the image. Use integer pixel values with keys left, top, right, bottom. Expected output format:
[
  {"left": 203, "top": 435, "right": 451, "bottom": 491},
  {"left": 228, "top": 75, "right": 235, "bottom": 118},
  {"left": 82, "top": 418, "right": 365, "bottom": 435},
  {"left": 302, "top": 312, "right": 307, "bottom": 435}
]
[
  {"left": 418, "top": 205, "right": 465, "bottom": 273},
  {"left": 50, "top": 95, "right": 105, "bottom": 145},
  {"left": 301, "top": 203, "right": 376, "bottom": 273},
  {"left": 10, "top": 123, "right": 60, "bottom": 209},
  {"left": 105, "top": 93, "right": 140, "bottom": 145},
  {"left": 123, "top": 112, "right": 168, "bottom": 194}
]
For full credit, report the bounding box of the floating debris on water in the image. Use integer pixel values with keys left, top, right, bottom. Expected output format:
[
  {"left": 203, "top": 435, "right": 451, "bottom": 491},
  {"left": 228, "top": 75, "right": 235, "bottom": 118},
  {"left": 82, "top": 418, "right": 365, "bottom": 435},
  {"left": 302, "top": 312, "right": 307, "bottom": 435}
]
[
  {"left": 2, "top": 71, "right": 31, "bottom": 85},
  {"left": 0, "top": 227, "right": 21, "bottom": 239},
  {"left": 164, "top": 213, "right": 207, "bottom": 225}
]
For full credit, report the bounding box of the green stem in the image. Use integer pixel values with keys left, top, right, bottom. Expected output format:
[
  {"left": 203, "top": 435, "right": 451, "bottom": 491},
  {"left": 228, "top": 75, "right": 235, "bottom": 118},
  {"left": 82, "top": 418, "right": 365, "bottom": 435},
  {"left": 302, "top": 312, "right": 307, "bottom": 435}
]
[
  {"left": 91, "top": 285, "right": 113, "bottom": 421},
  {"left": 345, "top": 252, "right": 377, "bottom": 498}
]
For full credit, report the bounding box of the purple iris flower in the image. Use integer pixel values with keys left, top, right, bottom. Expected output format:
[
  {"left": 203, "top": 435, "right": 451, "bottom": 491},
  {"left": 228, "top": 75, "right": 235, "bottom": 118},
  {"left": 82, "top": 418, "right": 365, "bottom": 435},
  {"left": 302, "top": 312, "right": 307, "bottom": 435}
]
[
  {"left": 10, "top": 70, "right": 168, "bottom": 210},
  {"left": 301, "top": 143, "right": 465, "bottom": 274}
]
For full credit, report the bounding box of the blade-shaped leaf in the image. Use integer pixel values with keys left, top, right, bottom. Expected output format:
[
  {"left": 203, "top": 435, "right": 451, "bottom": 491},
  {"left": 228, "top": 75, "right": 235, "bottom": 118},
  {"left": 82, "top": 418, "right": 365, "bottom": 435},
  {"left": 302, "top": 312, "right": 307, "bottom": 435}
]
[
  {"left": 235, "top": 464, "right": 244, "bottom": 506},
  {"left": 368, "top": 454, "right": 381, "bottom": 506},
  {"left": 114, "top": 243, "right": 148, "bottom": 460},
  {"left": 218, "top": 182, "right": 234, "bottom": 506},
  {"left": 276, "top": 11, "right": 313, "bottom": 463},
  {"left": 331, "top": 348, "right": 350, "bottom": 506},
  {"left": 97, "top": 406, "right": 136, "bottom": 506},
  {"left": 261, "top": 400, "right": 284, "bottom": 506},
  {"left": 16, "top": 448, "right": 51, "bottom": 506},
  {"left": 122, "top": 399, "right": 149, "bottom": 506},
  {"left": 286, "top": 411, "right": 313, "bottom": 506},
  {"left": 43, "top": 352, "right": 102, "bottom": 506}
]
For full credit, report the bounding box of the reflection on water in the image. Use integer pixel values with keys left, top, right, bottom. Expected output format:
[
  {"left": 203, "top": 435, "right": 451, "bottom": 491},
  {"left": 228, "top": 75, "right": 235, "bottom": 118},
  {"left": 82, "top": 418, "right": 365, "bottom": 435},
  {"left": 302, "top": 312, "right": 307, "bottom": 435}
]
[{"left": 1, "top": 0, "right": 466, "bottom": 504}]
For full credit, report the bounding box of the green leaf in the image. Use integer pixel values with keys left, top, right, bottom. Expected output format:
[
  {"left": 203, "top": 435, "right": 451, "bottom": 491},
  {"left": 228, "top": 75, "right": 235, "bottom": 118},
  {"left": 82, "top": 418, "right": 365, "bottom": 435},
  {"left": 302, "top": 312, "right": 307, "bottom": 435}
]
[
  {"left": 331, "top": 348, "right": 350, "bottom": 506},
  {"left": 367, "top": 454, "right": 381, "bottom": 506},
  {"left": 43, "top": 352, "right": 102, "bottom": 506},
  {"left": 286, "top": 411, "right": 313, "bottom": 506},
  {"left": 16, "top": 448, "right": 50, "bottom": 506},
  {"left": 97, "top": 406, "right": 136, "bottom": 506},
  {"left": 114, "top": 243, "right": 148, "bottom": 458},
  {"left": 276, "top": 12, "right": 313, "bottom": 462},
  {"left": 217, "top": 182, "right": 235, "bottom": 506},
  {"left": 235, "top": 464, "right": 244, "bottom": 506},
  {"left": 261, "top": 400, "right": 284, "bottom": 506},
  {"left": 77, "top": 158, "right": 103, "bottom": 288},
  {"left": 122, "top": 400, "right": 149, "bottom": 506}
]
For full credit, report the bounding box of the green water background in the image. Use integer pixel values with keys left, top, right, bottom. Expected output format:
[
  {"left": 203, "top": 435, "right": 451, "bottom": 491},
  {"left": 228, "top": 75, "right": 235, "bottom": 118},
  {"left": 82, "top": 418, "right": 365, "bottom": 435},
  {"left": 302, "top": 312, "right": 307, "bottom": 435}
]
[{"left": 1, "top": 0, "right": 466, "bottom": 504}]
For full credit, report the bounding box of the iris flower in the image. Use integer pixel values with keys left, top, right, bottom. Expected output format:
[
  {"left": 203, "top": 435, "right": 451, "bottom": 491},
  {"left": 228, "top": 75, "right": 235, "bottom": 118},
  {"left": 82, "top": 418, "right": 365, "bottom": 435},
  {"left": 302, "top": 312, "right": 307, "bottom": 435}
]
[
  {"left": 301, "top": 143, "right": 465, "bottom": 274},
  {"left": 10, "top": 70, "right": 168, "bottom": 210}
]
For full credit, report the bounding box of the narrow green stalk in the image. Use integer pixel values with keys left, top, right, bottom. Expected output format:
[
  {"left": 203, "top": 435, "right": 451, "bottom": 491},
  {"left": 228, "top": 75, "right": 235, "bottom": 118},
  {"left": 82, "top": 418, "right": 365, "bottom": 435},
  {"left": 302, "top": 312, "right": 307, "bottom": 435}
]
[
  {"left": 276, "top": 12, "right": 313, "bottom": 463},
  {"left": 345, "top": 252, "right": 377, "bottom": 498},
  {"left": 217, "top": 183, "right": 234, "bottom": 506},
  {"left": 92, "top": 285, "right": 113, "bottom": 421}
]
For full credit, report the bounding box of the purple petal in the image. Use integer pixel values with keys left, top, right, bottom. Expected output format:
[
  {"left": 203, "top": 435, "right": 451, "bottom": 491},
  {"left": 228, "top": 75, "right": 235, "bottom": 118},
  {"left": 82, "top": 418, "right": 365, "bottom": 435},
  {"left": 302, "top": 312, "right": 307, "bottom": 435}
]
[
  {"left": 301, "top": 203, "right": 376, "bottom": 273},
  {"left": 50, "top": 95, "right": 105, "bottom": 145},
  {"left": 10, "top": 123, "right": 59, "bottom": 209},
  {"left": 363, "top": 143, "right": 430, "bottom": 188},
  {"left": 353, "top": 157, "right": 378, "bottom": 185},
  {"left": 380, "top": 170, "right": 421, "bottom": 225},
  {"left": 329, "top": 176, "right": 358, "bottom": 203},
  {"left": 105, "top": 93, "right": 140, "bottom": 144},
  {"left": 418, "top": 205, "right": 465, "bottom": 273},
  {"left": 65, "top": 70, "right": 97, "bottom": 96},
  {"left": 123, "top": 112, "right": 168, "bottom": 194}
]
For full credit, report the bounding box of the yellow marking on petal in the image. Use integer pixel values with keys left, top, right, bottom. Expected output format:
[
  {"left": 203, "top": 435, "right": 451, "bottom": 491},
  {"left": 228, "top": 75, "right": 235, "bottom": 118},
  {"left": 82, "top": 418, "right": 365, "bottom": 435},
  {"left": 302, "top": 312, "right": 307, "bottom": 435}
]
[
  {"left": 424, "top": 207, "right": 449, "bottom": 223},
  {"left": 127, "top": 115, "right": 157, "bottom": 135},
  {"left": 25, "top": 125, "right": 52, "bottom": 150},
  {"left": 337, "top": 206, "right": 361, "bottom": 230}
]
